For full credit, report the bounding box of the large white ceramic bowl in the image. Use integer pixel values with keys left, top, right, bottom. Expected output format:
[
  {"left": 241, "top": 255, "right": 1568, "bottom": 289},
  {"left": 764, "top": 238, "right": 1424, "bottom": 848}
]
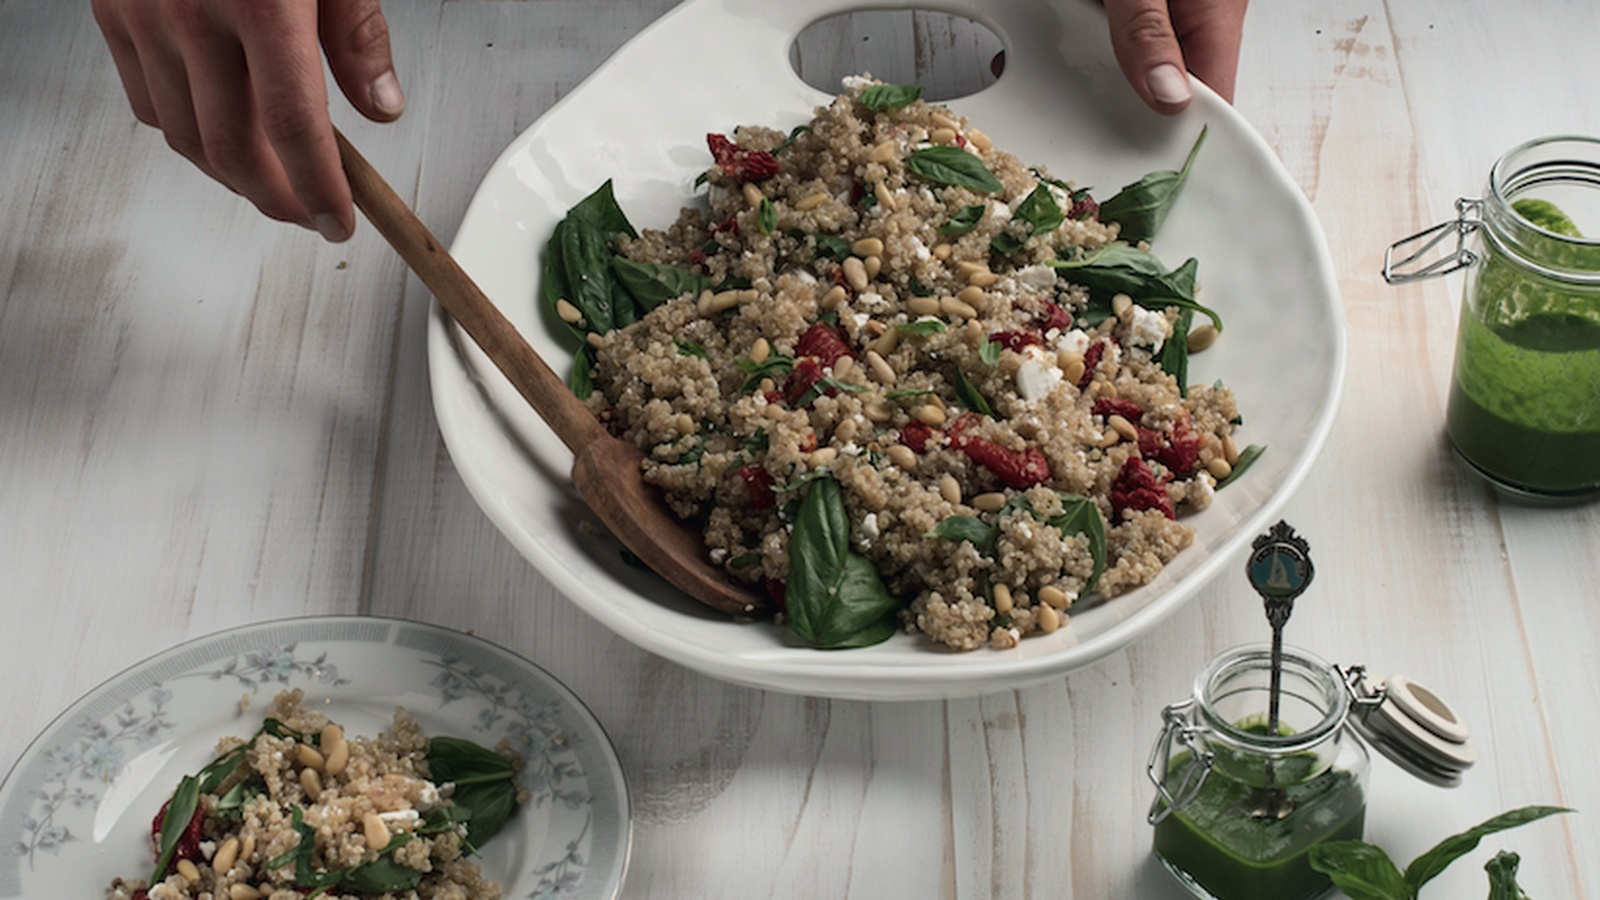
[{"left": 430, "top": 0, "right": 1345, "bottom": 700}]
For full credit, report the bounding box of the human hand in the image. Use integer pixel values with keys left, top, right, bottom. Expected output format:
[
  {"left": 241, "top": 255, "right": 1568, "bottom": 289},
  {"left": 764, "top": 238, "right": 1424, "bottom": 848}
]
[
  {"left": 91, "top": 0, "right": 405, "bottom": 242},
  {"left": 1103, "top": 0, "right": 1248, "bottom": 114}
]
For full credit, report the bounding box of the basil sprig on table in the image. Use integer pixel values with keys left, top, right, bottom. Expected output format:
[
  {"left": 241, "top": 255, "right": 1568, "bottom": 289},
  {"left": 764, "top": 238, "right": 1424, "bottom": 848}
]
[
  {"left": 786, "top": 475, "right": 900, "bottom": 649},
  {"left": 1307, "top": 805, "right": 1570, "bottom": 900},
  {"left": 907, "top": 146, "right": 1004, "bottom": 194},
  {"left": 1098, "top": 126, "right": 1207, "bottom": 245}
]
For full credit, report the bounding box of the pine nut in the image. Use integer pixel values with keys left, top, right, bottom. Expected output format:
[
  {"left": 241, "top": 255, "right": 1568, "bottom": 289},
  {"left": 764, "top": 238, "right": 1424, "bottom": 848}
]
[
  {"left": 851, "top": 237, "right": 885, "bottom": 258},
  {"left": 955, "top": 260, "right": 988, "bottom": 282},
  {"left": 757, "top": 377, "right": 775, "bottom": 393},
  {"left": 1207, "top": 457, "right": 1234, "bottom": 480},
  {"left": 968, "top": 270, "right": 1000, "bottom": 288},
  {"left": 821, "top": 284, "right": 848, "bottom": 309},
  {"left": 796, "top": 191, "right": 830, "bottom": 211},
  {"left": 1187, "top": 323, "right": 1219, "bottom": 353},
  {"left": 762, "top": 402, "right": 787, "bottom": 420},
  {"left": 964, "top": 319, "right": 986, "bottom": 341},
  {"left": 695, "top": 289, "right": 714, "bottom": 316},
  {"left": 1221, "top": 434, "right": 1241, "bottom": 466},
  {"left": 229, "top": 885, "right": 262, "bottom": 900},
  {"left": 932, "top": 243, "right": 953, "bottom": 260},
  {"left": 863, "top": 398, "right": 894, "bottom": 422},
  {"left": 887, "top": 444, "right": 918, "bottom": 469},
  {"left": 554, "top": 298, "right": 583, "bottom": 325},
  {"left": 864, "top": 254, "right": 883, "bottom": 279},
  {"left": 675, "top": 413, "right": 695, "bottom": 435},
  {"left": 707, "top": 289, "right": 746, "bottom": 314},
  {"left": 834, "top": 418, "right": 859, "bottom": 444},
  {"left": 1037, "top": 604, "right": 1062, "bottom": 633},
  {"left": 956, "top": 285, "right": 986, "bottom": 307},
  {"left": 968, "top": 128, "right": 993, "bottom": 152},
  {"left": 930, "top": 127, "right": 958, "bottom": 146},
  {"left": 295, "top": 743, "right": 326, "bottom": 771},
  {"left": 867, "top": 328, "right": 900, "bottom": 357},
  {"left": 585, "top": 331, "right": 605, "bottom": 349},
  {"left": 930, "top": 112, "right": 962, "bottom": 131},
  {"left": 1112, "top": 293, "right": 1134, "bottom": 321},
  {"left": 240, "top": 834, "right": 255, "bottom": 865},
  {"left": 865, "top": 349, "right": 897, "bottom": 385},
  {"left": 299, "top": 766, "right": 323, "bottom": 801},
  {"left": 907, "top": 295, "right": 942, "bottom": 316},
  {"left": 833, "top": 355, "right": 856, "bottom": 379},
  {"left": 1108, "top": 414, "right": 1138, "bottom": 442},
  {"left": 865, "top": 319, "right": 888, "bottom": 336},
  {"left": 972, "top": 492, "right": 1007, "bottom": 512},
  {"left": 751, "top": 337, "right": 771, "bottom": 363},
  {"left": 177, "top": 859, "right": 201, "bottom": 883},
  {"left": 914, "top": 404, "right": 947, "bottom": 426},
  {"left": 938, "top": 474, "right": 962, "bottom": 505},
  {"left": 940, "top": 296, "right": 978, "bottom": 320},
  {"left": 874, "top": 181, "right": 898, "bottom": 212},
  {"left": 811, "top": 447, "right": 839, "bottom": 466},
  {"left": 319, "top": 724, "right": 347, "bottom": 777},
  {"left": 869, "top": 140, "right": 898, "bottom": 163},
  {"left": 742, "top": 181, "right": 764, "bottom": 209},
  {"left": 1039, "top": 586, "right": 1070, "bottom": 609},
  {"left": 992, "top": 583, "right": 1014, "bottom": 615},
  {"left": 363, "top": 812, "right": 391, "bottom": 851},
  {"left": 213, "top": 837, "right": 241, "bottom": 876},
  {"left": 842, "top": 256, "right": 869, "bottom": 291}
]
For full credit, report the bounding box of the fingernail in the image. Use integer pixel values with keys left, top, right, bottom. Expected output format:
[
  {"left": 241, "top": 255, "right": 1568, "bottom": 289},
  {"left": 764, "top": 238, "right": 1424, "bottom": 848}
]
[
  {"left": 371, "top": 71, "right": 405, "bottom": 117},
  {"left": 1147, "top": 64, "right": 1191, "bottom": 106},
  {"left": 314, "top": 213, "right": 350, "bottom": 242}
]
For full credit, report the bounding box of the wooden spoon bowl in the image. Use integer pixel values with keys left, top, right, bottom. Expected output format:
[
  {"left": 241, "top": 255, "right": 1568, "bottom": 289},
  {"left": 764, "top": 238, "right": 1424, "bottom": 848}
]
[{"left": 336, "top": 131, "right": 769, "bottom": 618}]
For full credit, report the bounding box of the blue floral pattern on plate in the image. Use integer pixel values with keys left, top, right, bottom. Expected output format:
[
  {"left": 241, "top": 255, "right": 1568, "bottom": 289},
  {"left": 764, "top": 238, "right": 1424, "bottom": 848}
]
[{"left": 0, "top": 617, "right": 630, "bottom": 900}]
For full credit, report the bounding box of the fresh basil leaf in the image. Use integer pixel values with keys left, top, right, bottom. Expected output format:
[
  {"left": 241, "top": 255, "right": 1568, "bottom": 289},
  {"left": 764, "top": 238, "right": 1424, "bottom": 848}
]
[
  {"left": 1159, "top": 308, "right": 1193, "bottom": 395},
  {"left": 1403, "top": 805, "right": 1572, "bottom": 894},
  {"left": 676, "top": 339, "right": 709, "bottom": 360},
  {"left": 939, "top": 204, "right": 987, "bottom": 236},
  {"left": 927, "top": 515, "right": 995, "bottom": 546},
  {"left": 1048, "top": 493, "right": 1106, "bottom": 595},
  {"left": 1098, "top": 126, "right": 1207, "bottom": 244},
  {"left": 906, "top": 146, "right": 1003, "bottom": 194},
  {"left": 786, "top": 476, "right": 900, "bottom": 649},
  {"left": 884, "top": 388, "right": 936, "bottom": 400},
  {"left": 1307, "top": 840, "right": 1409, "bottom": 900},
  {"left": 1485, "top": 851, "right": 1530, "bottom": 900},
  {"left": 612, "top": 256, "right": 712, "bottom": 312},
  {"left": 569, "top": 344, "right": 595, "bottom": 398},
  {"left": 809, "top": 232, "right": 852, "bottom": 261},
  {"left": 773, "top": 124, "right": 812, "bottom": 154},
  {"left": 758, "top": 197, "right": 777, "bottom": 234},
  {"left": 795, "top": 376, "right": 867, "bottom": 408},
  {"left": 1214, "top": 444, "right": 1264, "bottom": 489},
  {"left": 953, "top": 366, "right": 992, "bottom": 417},
  {"left": 896, "top": 319, "right": 948, "bottom": 337},
  {"left": 979, "top": 339, "right": 1002, "bottom": 367},
  {"left": 1014, "top": 182, "right": 1065, "bottom": 237},
  {"left": 859, "top": 83, "right": 924, "bottom": 110},
  {"left": 566, "top": 178, "right": 638, "bottom": 239},
  {"left": 428, "top": 736, "right": 516, "bottom": 784},
  {"left": 344, "top": 851, "right": 424, "bottom": 894},
  {"left": 1051, "top": 246, "right": 1222, "bottom": 331},
  {"left": 737, "top": 355, "right": 795, "bottom": 392},
  {"left": 449, "top": 780, "right": 520, "bottom": 852},
  {"left": 150, "top": 775, "right": 200, "bottom": 884},
  {"left": 990, "top": 232, "right": 1026, "bottom": 255}
]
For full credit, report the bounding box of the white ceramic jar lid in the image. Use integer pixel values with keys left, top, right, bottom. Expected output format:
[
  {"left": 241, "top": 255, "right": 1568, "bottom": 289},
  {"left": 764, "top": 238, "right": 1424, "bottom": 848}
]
[{"left": 1346, "top": 670, "right": 1478, "bottom": 787}]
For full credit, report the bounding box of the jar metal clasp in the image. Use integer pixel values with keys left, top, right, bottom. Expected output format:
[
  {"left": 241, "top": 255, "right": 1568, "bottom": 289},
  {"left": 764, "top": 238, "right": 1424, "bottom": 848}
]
[
  {"left": 1146, "top": 699, "right": 1215, "bottom": 824},
  {"left": 1383, "top": 197, "right": 1484, "bottom": 284}
]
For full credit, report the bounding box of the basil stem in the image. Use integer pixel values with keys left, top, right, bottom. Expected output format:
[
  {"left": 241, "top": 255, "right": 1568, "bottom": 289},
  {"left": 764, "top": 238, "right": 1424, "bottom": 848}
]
[{"left": 1098, "top": 125, "right": 1207, "bottom": 245}]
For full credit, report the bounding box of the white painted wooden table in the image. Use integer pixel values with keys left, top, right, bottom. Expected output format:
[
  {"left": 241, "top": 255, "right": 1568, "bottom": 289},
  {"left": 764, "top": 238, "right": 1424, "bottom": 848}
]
[{"left": 3, "top": 1, "right": 1598, "bottom": 897}]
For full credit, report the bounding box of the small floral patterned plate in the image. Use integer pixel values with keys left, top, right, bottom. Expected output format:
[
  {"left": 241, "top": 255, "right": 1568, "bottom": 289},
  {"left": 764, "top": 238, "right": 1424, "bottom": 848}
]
[{"left": 0, "top": 616, "right": 630, "bottom": 900}]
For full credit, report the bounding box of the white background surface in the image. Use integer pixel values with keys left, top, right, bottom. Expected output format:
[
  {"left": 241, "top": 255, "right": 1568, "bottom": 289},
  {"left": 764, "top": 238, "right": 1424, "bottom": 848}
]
[{"left": 2, "top": 1, "right": 1597, "bottom": 897}]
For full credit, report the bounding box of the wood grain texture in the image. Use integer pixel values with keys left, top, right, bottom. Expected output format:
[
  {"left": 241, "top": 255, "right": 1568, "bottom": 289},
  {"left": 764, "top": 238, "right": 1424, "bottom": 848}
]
[{"left": 2, "top": 1, "right": 1597, "bottom": 898}]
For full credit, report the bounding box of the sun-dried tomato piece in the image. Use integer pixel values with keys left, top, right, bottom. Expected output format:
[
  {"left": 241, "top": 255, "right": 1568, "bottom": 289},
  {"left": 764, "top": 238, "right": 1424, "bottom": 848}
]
[
  {"left": 988, "top": 330, "right": 1043, "bottom": 353},
  {"left": 1111, "top": 457, "right": 1174, "bottom": 520},
  {"left": 796, "top": 322, "right": 854, "bottom": 368},
  {"left": 1092, "top": 397, "right": 1144, "bottom": 423},
  {"left": 899, "top": 420, "right": 935, "bottom": 453},
  {"left": 958, "top": 436, "right": 1051, "bottom": 489},
  {"left": 1068, "top": 191, "right": 1099, "bottom": 221},
  {"left": 781, "top": 357, "right": 829, "bottom": 406},
  {"left": 1077, "top": 340, "right": 1106, "bottom": 390},
  {"left": 1154, "top": 416, "right": 1203, "bottom": 476},
  {"left": 1038, "top": 301, "right": 1075, "bottom": 333},
  {"left": 739, "top": 465, "right": 776, "bottom": 510},
  {"left": 707, "top": 133, "right": 780, "bottom": 184}
]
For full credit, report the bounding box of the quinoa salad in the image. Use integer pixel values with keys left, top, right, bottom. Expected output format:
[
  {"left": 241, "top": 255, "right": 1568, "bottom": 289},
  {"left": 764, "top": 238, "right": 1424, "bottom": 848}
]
[
  {"left": 543, "top": 78, "right": 1259, "bottom": 651},
  {"left": 107, "top": 690, "right": 523, "bottom": 900}
]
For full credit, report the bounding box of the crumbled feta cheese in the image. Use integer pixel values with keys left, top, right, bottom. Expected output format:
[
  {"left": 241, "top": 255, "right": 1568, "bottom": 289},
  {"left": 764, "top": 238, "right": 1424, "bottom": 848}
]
[
  {"left": 709, "top": 547, "right": 728, "bottom": 564},
  {"left": 1016, "top": 264, "right": 1056, "bottom": 289},
  {"left": 851, "top": 311, "right": 870, "bottom": 329},
  {"left": 991, "top": 202, "right": 1012, "bottom": 223},
  {"left": 1127, "top": 305, "right": 1169, "bottom": 351},
  {"left": 842, "top": 74, "right": 874, "bottom": 91},
  {"left": 1056, "top": 328, "right": 1091, "bottom": 356},
  {"left": 378, "top": 809, "right": 421, "bottom": 830},
  {"left": 858, "top": 292, "right": 891, "bottom": 312},
  {"left": 860, "top": 513, "right": 881, "bottom": 540},
  {"left": 1015, "top": 349, "right": 1063, "bottom": 402},
  {"left": 911, "top": 236, "right": 931, "bottom": 260}
]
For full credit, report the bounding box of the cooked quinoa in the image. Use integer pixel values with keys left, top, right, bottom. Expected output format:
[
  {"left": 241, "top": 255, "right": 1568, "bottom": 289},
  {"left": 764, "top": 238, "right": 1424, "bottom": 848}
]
[
  {"left": 106, "top": 690, "right": 520, "bottom": 900},
  {"left": 559, "top": 78, "right": 1245, "bottom": 651}
]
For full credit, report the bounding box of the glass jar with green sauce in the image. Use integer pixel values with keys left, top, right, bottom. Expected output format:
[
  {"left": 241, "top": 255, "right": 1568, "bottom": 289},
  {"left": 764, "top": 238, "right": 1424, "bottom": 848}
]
[
  {"left": 1147, "top": 645, "right": 1369, "bottom": 900},
  {"left": 1388, "top": 136, "right": 1600, "bottom": 502}
]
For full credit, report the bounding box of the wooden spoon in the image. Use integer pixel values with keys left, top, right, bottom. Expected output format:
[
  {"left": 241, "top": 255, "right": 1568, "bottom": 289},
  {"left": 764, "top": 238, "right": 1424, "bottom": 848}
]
[{"left": 335, "top": 130, "right": 769, "bottom": 618}]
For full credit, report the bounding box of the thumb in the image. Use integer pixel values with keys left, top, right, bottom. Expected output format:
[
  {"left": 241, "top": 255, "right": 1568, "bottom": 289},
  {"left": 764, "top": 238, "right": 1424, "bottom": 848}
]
[
  {"left": 320, "top": 0, "right": 405, "bottom": 122},
  {"left": 1104, "top": 0, "right": 1192, "bottom": 115}
]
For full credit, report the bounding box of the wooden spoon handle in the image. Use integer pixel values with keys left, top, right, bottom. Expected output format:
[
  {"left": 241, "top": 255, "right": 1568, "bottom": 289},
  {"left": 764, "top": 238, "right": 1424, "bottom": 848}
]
[{"left": 336, "top": 129, "right": 605, "bottom": 454}]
